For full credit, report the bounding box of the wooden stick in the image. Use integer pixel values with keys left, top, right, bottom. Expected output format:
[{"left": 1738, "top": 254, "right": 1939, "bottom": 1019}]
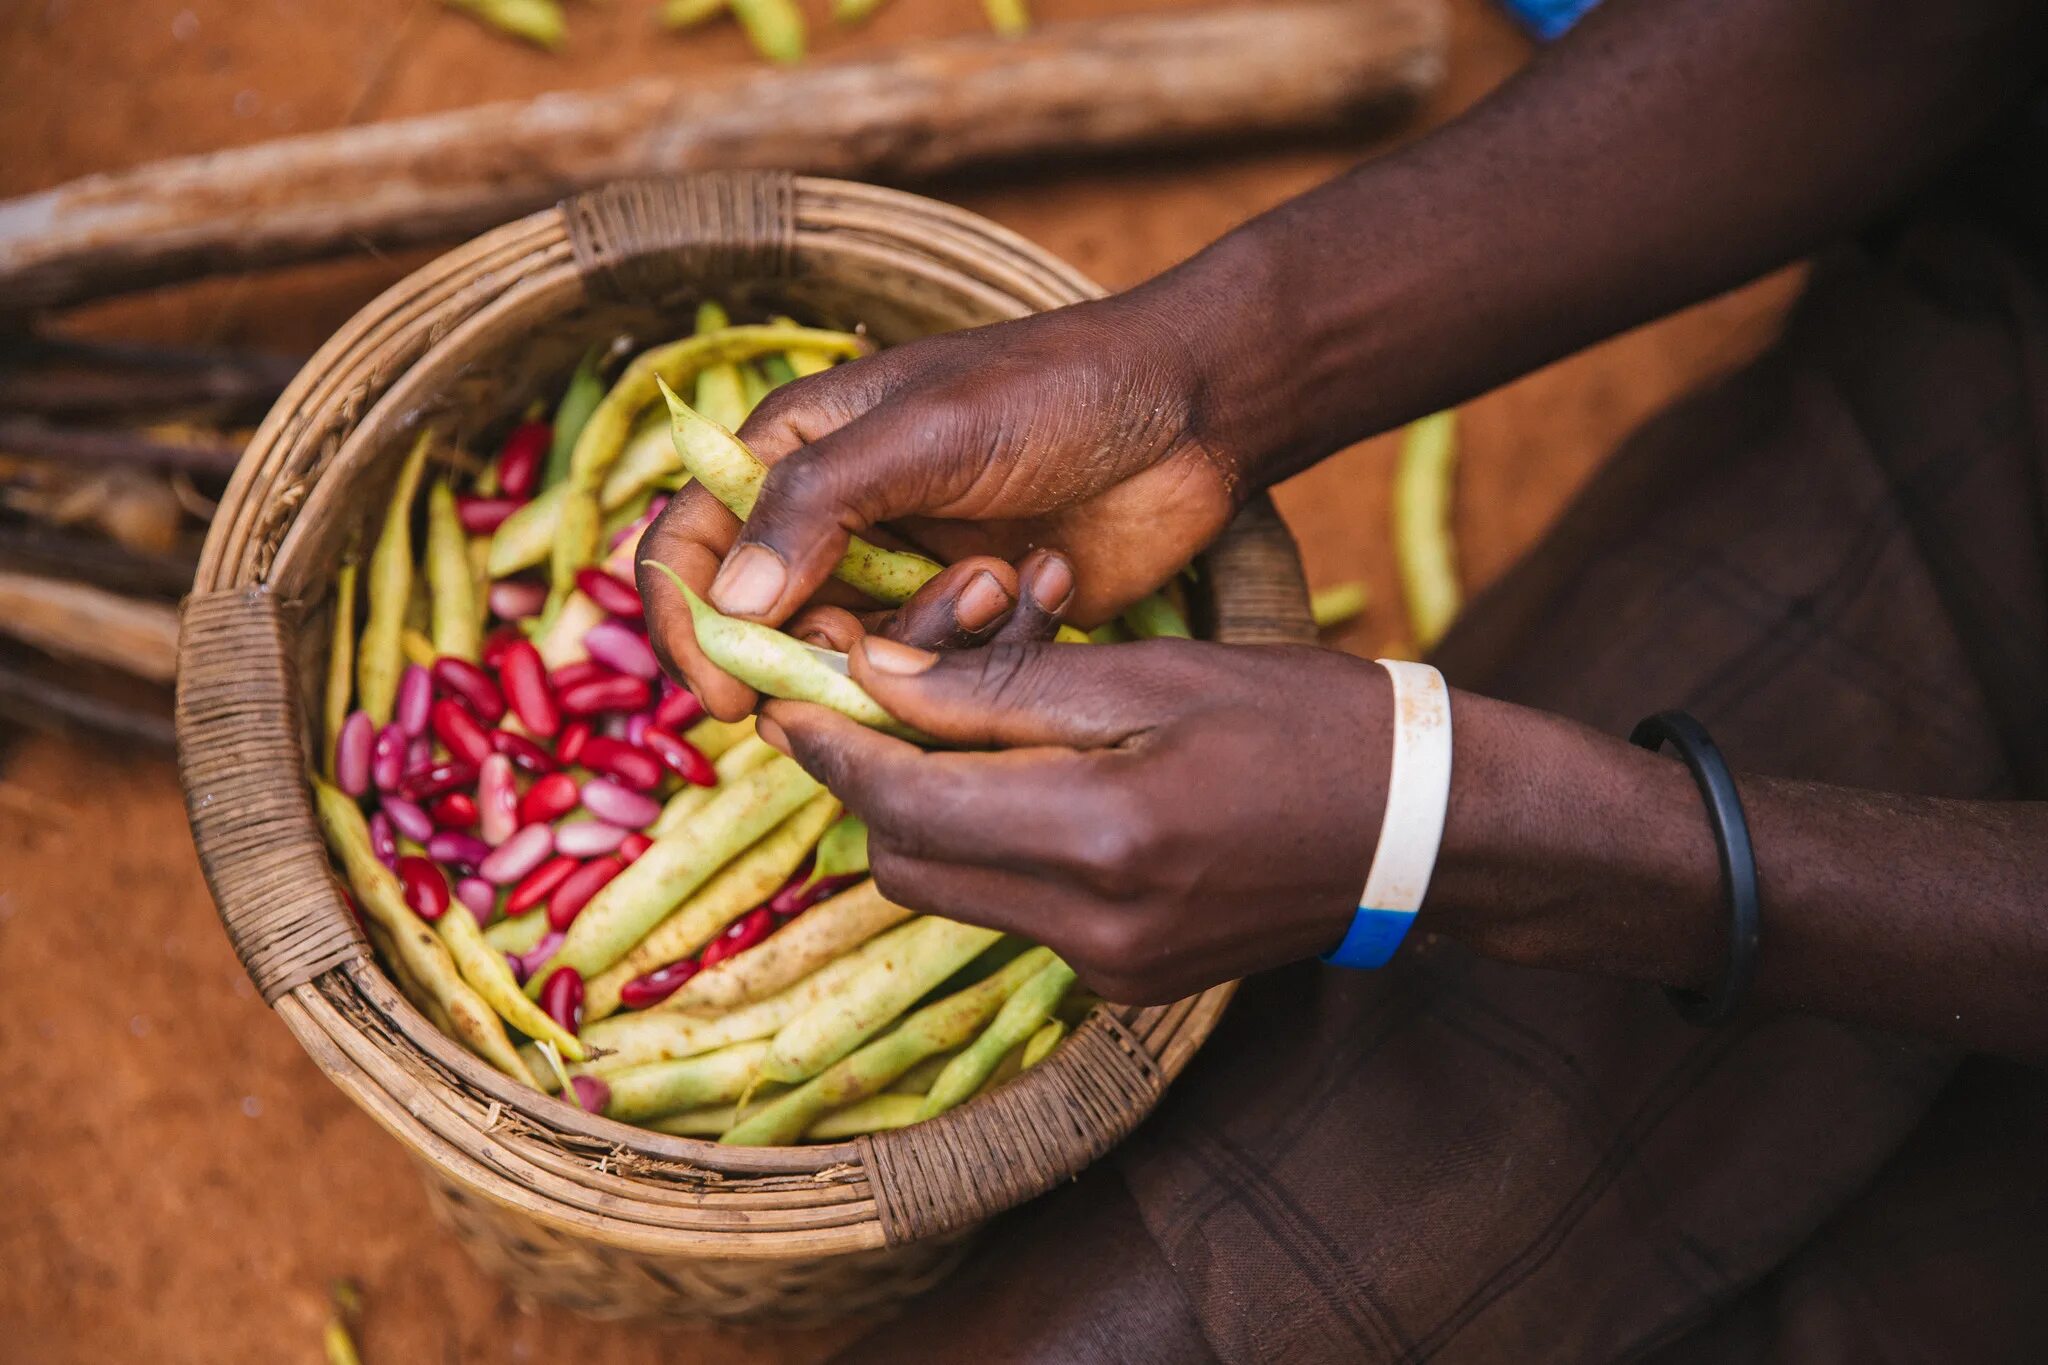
[
  {"left": 0, "top": 417, "right": 243, "bottom": 479},
  {"left": 0, "top": 572, "right": 181, "bottom": 683},
  {"left": 0, "top": 0, "right": 1444, "bottom": 315},
  {"left": 0, "top": 657, "right": 175, "bottom": 750},
  {"left": 0, "top": 520, "right": 197, "bottom": 598},
  {"left": 0, "top": 336, "right": 301, "bottom": 419}
]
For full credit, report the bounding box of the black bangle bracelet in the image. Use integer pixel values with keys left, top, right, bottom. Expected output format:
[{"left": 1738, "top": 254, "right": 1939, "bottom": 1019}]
[{"left": 1629, "top": 711, "right": 1759, "bottom": 1026}]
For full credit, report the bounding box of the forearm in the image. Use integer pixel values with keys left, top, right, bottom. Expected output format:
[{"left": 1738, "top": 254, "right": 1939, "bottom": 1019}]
[
  {"left": 1138, "top": 0, "right": 2045, "bottom": 484},
  {"left": 1428, "top": 694, "right": 2048, "bottom": 1058}
]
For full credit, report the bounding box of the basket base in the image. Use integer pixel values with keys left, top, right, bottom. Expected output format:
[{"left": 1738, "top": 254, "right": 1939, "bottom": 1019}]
[{"left": 423, "top": 1172, "right": 976, "bottom": 1326}]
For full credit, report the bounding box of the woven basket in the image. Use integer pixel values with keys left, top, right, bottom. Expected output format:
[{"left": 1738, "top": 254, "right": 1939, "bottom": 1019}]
[{"left": 175, "top": 172, "right": 1315, "bottom": 1324}]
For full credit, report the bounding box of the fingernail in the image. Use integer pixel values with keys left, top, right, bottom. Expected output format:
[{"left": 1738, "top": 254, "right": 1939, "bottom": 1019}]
[
  {"left": 955, "top": 570, "right": 1013, "bottom": 633},
  {"left": 1026, "top": 555, "right": 1075, "bottom": 612},
  {"left": 756, "top": 715, "right": 791, "bottom": 755},
  {"left": 711, "top": 545, "right": 786, "bottom": 617},
  {"left": 860, "top": 637, "right": 938, "bottom": 675}
]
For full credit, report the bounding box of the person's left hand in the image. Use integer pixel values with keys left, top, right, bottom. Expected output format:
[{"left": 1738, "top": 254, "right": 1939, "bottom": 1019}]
[{"left": 751, "top": 634, "right": 1392, "bottom": 1003}]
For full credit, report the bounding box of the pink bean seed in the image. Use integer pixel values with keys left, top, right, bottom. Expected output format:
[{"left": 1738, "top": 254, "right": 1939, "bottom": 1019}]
[
  {"left": 427, "top": 830, "right": 492, "bottom": 872},
  {"left": 477, "top": 754, "right": 520, "bottom": 846},
  {"left": 579, "top": 778, "right": 661, "bottom": 830},
  {"left": 507, "top": 929, "right": 565, "bottom": 984},
  {"left": 554, "top": 821, "right": 629, "bottom": 858},
  {"left": 478, "top": 823, "right": 553, "bottom": 885},
  {"left": 455, "top": 877, "right": 497, "bottom": 923},
  {"left": 371, "top": 723, "right": 407, "bottom": 792},
  {"left": 488, "top": 580, "right": 548, "bottom": 621},
  {"left": 335, "top": 710, "right": 375, "bottom": 796},
  {"left": 405, "top": 733, "right": 433, "bottom": 776},
  {"left": 583, "top": 620, "right": 659, "bottom": 680},
  {"left": 395, "top": 664, "right": 434, "bottom": 738},
  {"left": 432, "top": 657, "right": 506, "bottom": 723},
  {"left": 368, "top": 811, "right": 397, "bottom": 867},
  {"left": 568, "top": 1075, "right": 611, "bottom": 1114},
  {"left": 381, "top": 795, "right": 434, "bottom": 843},
  {"left": 625, "top": 712, "right": 651, "bottom": 747}
]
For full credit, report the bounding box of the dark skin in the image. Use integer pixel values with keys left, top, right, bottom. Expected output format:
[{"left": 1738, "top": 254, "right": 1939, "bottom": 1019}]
[{"left": 640, "top": 0, "right": 2048, "bottom": 1056}]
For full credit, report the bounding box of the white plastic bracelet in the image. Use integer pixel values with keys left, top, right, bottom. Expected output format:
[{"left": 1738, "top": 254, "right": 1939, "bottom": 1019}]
[{"left": 1322, "top": 659, "right": 1453, "bottom": 969}]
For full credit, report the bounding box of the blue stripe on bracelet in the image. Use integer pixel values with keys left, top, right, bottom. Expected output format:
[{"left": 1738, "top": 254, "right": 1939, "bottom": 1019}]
[{"left": 1321, "top": 905, "right": 1418, "bottom": 970}]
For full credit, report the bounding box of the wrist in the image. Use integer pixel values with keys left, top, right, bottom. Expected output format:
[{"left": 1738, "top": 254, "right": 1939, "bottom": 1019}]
[{"left": 1421, "top": 694, "right": 1728, "bottom": 992}]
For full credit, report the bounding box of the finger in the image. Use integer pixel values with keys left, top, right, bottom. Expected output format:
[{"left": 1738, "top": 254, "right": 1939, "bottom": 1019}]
[
  {"left": 865, "top": 843, "right": 1093, "bottom": 946},
  {"left": 709, "top": 399, "right": 990, "bottom": 624},
  {"left": 784, "top": 604, "right": 868, "bottom": 652},
  {"left": 880, "top": 555, "right": 1019, "bottom": 651},
  {"left": 845, "top": 636, "right": 1186, "bottom": 751},
  {"left": 634, "top": 487, "right": 757, "bottom": 721},
  {"left": 991, "top": 549, "right": 1074, "bottom": 645},
  {"left": 761, "top": 699, "right": 1133, "bottom": 874}
]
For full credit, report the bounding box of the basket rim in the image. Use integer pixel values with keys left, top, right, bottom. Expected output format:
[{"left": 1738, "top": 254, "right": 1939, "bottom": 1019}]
[{"left": 178, "top": 174, "right": 1290, "bottom": 1260}]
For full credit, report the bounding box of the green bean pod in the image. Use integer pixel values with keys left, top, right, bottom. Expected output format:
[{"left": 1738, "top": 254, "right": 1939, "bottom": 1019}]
[
  {"left": 1395, "top": 410, "right": 1461, "bottom": 650},
  {"left": 648, "top": 565, "right": 927, "bottom": 741},
  {"left": 323, "top": 559, "right": 358, "bottom": 779},
  {"left": 439, "top": 0, "right": 565, "bottom": 48},
  {"left": 583, "top": 791, "right": 840, "bottom": 1021},
  {"left": 654, "top": 379, "right": 944, "bottom": 604},
  {"left": 482, "top": 910, "right": 550, "bottom": 956},
  {"left": 541, "top": 756, "right": 823, "bottom": 986},
  {"left": 544, "top": 344, "right": 608, "bottom": 489},
  {"left": 312, "top": 777, "right": 533, "bottom": 1083},
  {"left": 1121, "top": 591, "right": 1192, "bottom": 640},
  {"left": 1020, "top": 1017, "right": 1066, "bottom": 1069},
  {"left": 669, "top": 878, "right": 915, "bottom": 1014},
  {"left": 486, "top": 483, "right": 568, "bottom": 577},
  {"left": 758, "top": 917, "right": 1004, "bottom": 1085},
  {"left": 730, "top": 0, "right": 805, "bottom": 63},
  {"left": 724, "top": 946, "right": 1051, "bottom": 1143},
  {"left": 659, "top": 0, "right": 726, "bottom": 29},
  {"left": 567, "top": 324, "right": 867, "bottom": 498},
  {"left": 920, "top": 958, "right": 1077, "bottom": 1118},
  {"left": 426, "top": 481, "right": 480, "bottom": 662},
  {"left": 600, "top": 1040, "right": 771, "bottom": 1123},
  {"left": 357, "top": 431, "right": 433, "bottom": 724},
  {"left": 596, "top": 408, "right": 682, "bottom": 513},
  {"left": 982, "top": 0, "right": 1028, "bottom": 35},
  {"left": 543, "top": 487, "right": 602, "bottom": 628},
  {"left": 803, "top": 1093, "right": 923, "bottom": 1140},
  {"left": 437, "top": 903, "right": 585, "bottom": 1060}
]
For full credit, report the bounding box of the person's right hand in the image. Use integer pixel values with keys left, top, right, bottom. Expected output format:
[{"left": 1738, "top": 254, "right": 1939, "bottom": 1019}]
[{"left": 637, "top": 293, "right": 1258, "bottom": 720}]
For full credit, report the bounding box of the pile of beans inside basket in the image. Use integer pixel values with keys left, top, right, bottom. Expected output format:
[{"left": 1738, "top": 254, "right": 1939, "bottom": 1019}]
[{"left": 310, "top": 303, "right": 1137, "bottom": 1144}]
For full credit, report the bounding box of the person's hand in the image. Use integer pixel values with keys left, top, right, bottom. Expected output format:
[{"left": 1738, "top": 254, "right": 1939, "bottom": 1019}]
[
  {"left": 638, "top": 293, "right": 1258, "bottom": 721},
  {"left": 752, "top": 636, "right": 1392, "bottom": 1004}
]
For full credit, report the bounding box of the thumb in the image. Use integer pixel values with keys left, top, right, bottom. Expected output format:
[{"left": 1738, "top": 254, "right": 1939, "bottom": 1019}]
[
  {"left": 849, "top": 636, "right": 1185, "bottom": 751},
  {"left": 707, "top": 396, "right": 985, "bottom": 624}
]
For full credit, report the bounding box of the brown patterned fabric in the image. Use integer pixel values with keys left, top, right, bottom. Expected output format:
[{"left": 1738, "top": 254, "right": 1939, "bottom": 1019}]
[{"left": 832, "top": 113, "right": 2048, "bottom": 1363}]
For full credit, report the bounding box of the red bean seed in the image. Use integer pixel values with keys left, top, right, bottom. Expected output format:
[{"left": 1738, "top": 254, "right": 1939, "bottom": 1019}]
[
  {"left": 577, "top": 737, "right": 662, "bottom": 791},
  {"left": 496, "top": 420, "right": 551, "bottom": 501},
  {"left": 617, "top": 958, "right": 701, "bottom": 1010},
  {"left": 547, "top": 856, "right": 624, "bottom": 931},
  {"left": 575, "top": 566, "right": 644, "bottom": 617},
  {"left": 456, "top": 496, "right": 522, "bottom": 535},
  {"left": 431, "top": 698, "right": 494, "bottom": 767},
  {"left": 432, "top": 657, "right": 506, "bottom": 723},
  {"left": 618, "top": 832, "right": 654, "bottom": 864},
  {"left": 396, "top": 855, "right": 450, "bottom": 920},
  {"left": 490, "top": 729, "right": 556, "bottom": 775},
  {"left": 643, "top": 727, "right": 716, "bottom": 787},
  {"left": 506, "top": 855, "right": 579, "bottom": 916},
  {"left": 700, "top": 907, "right": 776, "bottom": 968},
  {"left": 653, "top": 684, "right": 705, "bottom": 733},
  {"left": 554, "top": 720, "right": 591, "bottom": 767},
  {"left": 480, "top": 627, "right": 523, "bottom": 670},
  {"left": 539, "top": 966, "right": 584, "bottom": 1034},
  {"left": 429, "top": 792, "right": 478, "bottom": 829},
  {"left": 498, "top": 639, "right": 559, "bottom": 737},
  {"left": 559, "top": 674, "right": 652, "bottom": 718},
  {"left": 568, "top": 1074, "right": 610, "bottom": 1113},
  {"left": 517, "top": 772, "right": 580, "bottom": 826}
]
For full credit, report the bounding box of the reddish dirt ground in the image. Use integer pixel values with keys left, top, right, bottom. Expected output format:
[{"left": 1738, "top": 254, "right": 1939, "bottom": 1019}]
[{"left": 0, "top": 0, "right": 1795, "bottom": 1359}]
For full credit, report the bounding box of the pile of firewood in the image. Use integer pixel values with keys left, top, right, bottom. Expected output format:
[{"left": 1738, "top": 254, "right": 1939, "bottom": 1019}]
[{"left": 0, "top": 336, "right": 300, "bottom": 746}]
